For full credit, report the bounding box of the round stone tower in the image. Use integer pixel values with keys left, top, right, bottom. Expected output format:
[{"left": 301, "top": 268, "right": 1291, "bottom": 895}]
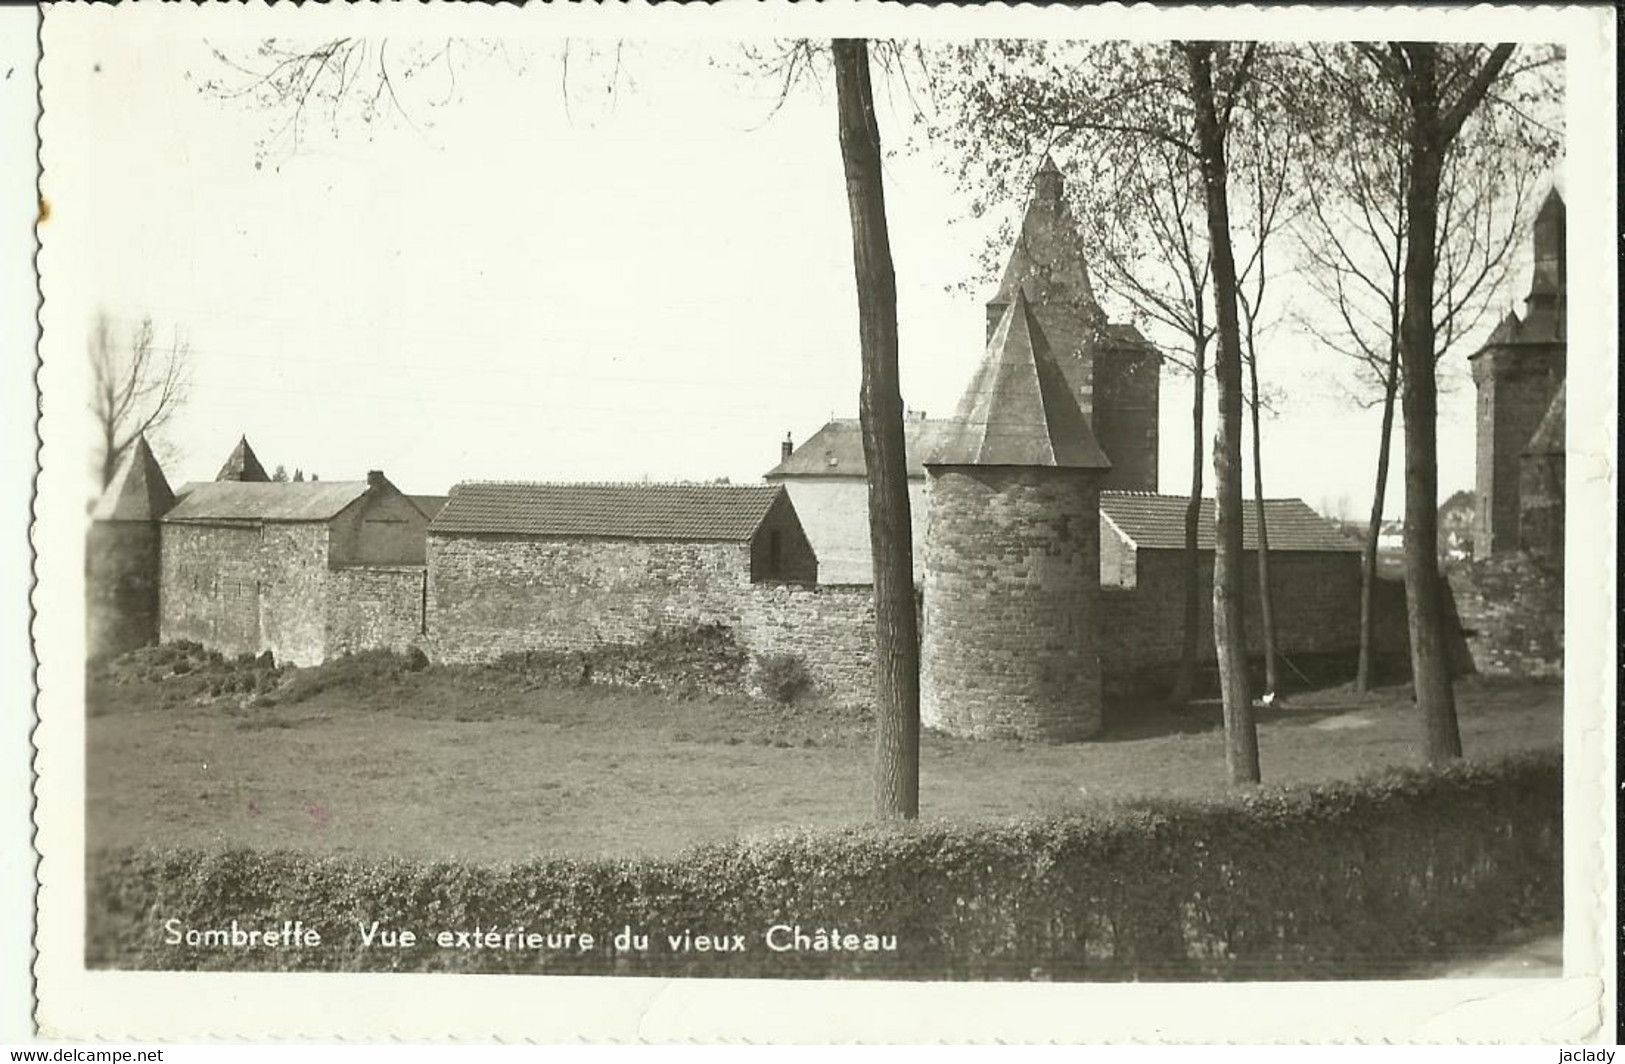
[
  {"left": 86, "top": 435, "right": 175, "bottom": 660},
  {"left": 921, "top": 290, "right": 1111, "bottom": 742}
]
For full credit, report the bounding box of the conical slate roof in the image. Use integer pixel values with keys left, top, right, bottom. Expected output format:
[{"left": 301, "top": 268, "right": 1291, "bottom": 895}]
[
  {"left": 92, "top": 435, "right": 175, "bottom": 521},
  {"left": 989, "top": 155, "right": 1101, "bottom": 312},
  {"left": 216, "top": 435, "right": 270, "bottom": 482},
  {"left": 927, "top": 291, "right": 1111, "bottom": 469},
  {"left": 1524, "top": 382, "right": 1565, "bottom": 457}
]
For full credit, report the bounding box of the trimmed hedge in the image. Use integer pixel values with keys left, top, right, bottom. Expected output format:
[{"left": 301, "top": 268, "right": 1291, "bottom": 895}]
[{"left": 87, "top": 749, "right": 1560, "bottom": 981}]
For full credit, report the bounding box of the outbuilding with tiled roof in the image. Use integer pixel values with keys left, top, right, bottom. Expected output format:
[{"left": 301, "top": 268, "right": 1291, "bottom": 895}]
[
  {"left": 426, "top": 481, "right": 817, "bottom": 663},
  {"left": 159, "top": 447, "right": 431, "bottom": 665}
]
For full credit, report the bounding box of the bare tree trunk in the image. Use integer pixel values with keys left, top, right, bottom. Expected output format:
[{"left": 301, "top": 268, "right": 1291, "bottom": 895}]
[
  {"left": 1166, "top": 338, "right": 1207, "bottom": 709},
  {"left": 1246, "top": 350, "right": 1278, "bottom": 697},
  {"left": 833, "top": 39, "right": 921, "bottom": 819},
  {"left": 1398, "top": 129, "right": 1461, "bottom": 763},
  {"left": 101, "top": 426, "right": 119, "bottom": 489},
  {"left": 1186, "top": 44, "right": 1259, "bottom": 784},
  {"left": 1355, "top": 345, "right": 1401, "bottom": 694}
]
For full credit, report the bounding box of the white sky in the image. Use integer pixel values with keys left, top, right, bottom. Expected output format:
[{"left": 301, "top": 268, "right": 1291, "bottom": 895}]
[{"left": 46, "top": 26, "right": 1552, "bottom": 519}]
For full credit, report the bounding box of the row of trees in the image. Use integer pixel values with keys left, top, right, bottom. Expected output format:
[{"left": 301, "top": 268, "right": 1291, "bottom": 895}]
[
  {"left": 201, "top": 33, "right": 1561, "bottom": 818},
  {"left": 858, "top": 39, "right": 1558, "bottom": 806}
]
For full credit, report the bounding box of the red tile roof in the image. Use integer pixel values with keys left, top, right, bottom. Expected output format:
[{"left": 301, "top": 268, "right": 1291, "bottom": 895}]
[
  {"left": 431, "top": 482, "right": 788, "bottom": 541},
  {"left": 1100, "top": 492, "right": 1361, "bottom": 553}
]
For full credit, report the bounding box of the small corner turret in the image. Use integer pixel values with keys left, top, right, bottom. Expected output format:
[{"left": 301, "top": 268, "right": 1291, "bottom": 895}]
[{"left": 217, "top": 435, "right": 270, "bottom": 482}]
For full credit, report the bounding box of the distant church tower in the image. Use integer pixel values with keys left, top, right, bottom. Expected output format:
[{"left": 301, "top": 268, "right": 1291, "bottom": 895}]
[
  {"left": 1470, "top": 188, "right": 1566, "bottom": 558},
  {"left": 986, "top": 155, "right": 1161, "bottom": 491},
  {"left": 87, "top": 435, "right": 175, "bottom": 660},
  {"left": 922, "top": 291, "right": 1111, "bottom": 742}
]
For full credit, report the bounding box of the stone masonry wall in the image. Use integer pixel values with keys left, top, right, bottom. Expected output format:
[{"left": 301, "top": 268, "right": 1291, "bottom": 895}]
[
  {"left": 1448, "top": 553, "right": 1563, "bottom": 677},
  {"left": 921, "top": 467, "right": 1102, "bottom": 742},
  {"left": 427, "top": 534, "right": 757, "bottom": 663},
  {"left": 160, "top": 523, "right": 264, "bottom": 658},
  {"left": 1098, "top": 550, "right": 1368, "bottom": 694},
  {"left": 87, "top": 521, "right": 162, "bottom": 661},
  {"left": 327, "top": 566, "right": 427, "bottom": 657},
  {"left": 159, "top": 522, "right": 334, "bottom": 666},
  {"left": 258, "top": 523, "right": 330, "bottom": 666},
  {"left": 739, "top": 583, "right": 876, "bottom": 709}
]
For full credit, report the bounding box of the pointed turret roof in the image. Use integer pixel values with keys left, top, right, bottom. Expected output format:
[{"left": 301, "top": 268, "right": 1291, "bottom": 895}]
[
  {"left": 1527, "top": 185, "right": 1565, "bottom": 306},
  {"left": 216, "top": 435, "right": 270, "bottom": 482},
  {"left": 927, "top": 291, "right": 1111, "bottom": 469},
  {"left": 92, "top": 435, "right": 176, "bottom": 521},
  {"left": 989, "top": 157, "right": 1101, "bottom": 313}
]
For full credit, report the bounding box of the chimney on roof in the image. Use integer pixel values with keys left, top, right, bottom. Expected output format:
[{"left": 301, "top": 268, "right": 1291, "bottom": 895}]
[
  {"left": 781, "top": 433, "right": 794, "bottom": 462},
  {"left": 367, "top": 470, "right": 386, "bottom": 489}
]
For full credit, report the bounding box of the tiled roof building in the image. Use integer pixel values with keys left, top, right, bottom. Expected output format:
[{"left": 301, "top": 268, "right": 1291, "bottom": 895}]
[
  {"left": 432, "top": 482, "right": 790, "bottom": 542},
  {"left": 427, "top": 481, "right": 817, "bottom": 664},
  {"left": 1099, "top": 493, "right": 1360, "bottom": 554}
]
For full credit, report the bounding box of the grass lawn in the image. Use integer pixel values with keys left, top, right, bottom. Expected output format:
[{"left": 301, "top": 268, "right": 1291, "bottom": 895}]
[{"left": 86, "top": 657, "right": 1562, "bottom": 862}]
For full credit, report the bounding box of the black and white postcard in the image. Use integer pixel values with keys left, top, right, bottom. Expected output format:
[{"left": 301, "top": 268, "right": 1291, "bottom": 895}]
[{"left": 21, "top": 1, "right": 1618, "bottom": 1044}]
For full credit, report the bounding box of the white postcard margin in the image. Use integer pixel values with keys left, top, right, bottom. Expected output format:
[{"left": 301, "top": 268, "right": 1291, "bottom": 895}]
[{"left": 27, "top": 1, "right": 1618, "bottom": 1043}]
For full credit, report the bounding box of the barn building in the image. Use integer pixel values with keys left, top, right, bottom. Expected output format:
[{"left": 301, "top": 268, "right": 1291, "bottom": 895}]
[
  {"left": 1095, "top": 492, "right": 1368, "bottom": 693},
  {"left": 156, "top": 439, "right": 429, "bottom": 665},
  {"left": 426, "top": 481, "right": 817, "bottom": 663},
  {"left": 1470, "top": 188, "right": 1567, "bottom": 563},
  {"left": 921, "top": 292, "right": 1111, "bottom": 741}
]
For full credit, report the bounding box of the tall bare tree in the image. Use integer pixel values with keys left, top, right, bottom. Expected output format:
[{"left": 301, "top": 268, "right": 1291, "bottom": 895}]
[
  {"left": 929, "top": 39, "right": 1265, "bottom": 782},
  {"left": 1230, "top": 104, "right": 1298, "bottom": 701},
  {"left": 833, "top": 39, "right": 920, "bottom": 819},
  {"left": 1183, "top": 40, "right": 1261, "bottom": 783},
  {"left": 1293, "top": 43, "right": 1552, "bottom": 696},
  {"left": 1352, "top": 42, "right": 1516, "bottom": 762},
  {"left": 89, "top": 313, "right": 190, "bottom": 488}
]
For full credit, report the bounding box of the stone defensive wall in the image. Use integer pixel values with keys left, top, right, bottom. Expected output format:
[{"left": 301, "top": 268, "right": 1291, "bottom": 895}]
[
  {"left": 424, "top": 531, "right": 880, "bottom": 709},
  {"left": 1447, "top": 553, "right": 1563, "bottom": 678},
  {"left": 326, "top": 565, "right": 428, "bottom": 658},
  {"left": 736, "top": 583, "right": 877, "bottom": 709},
  {"left": 1097, "top": 551, "right": 1398, "bottom": 696},
  {"left": 426, "top": 535, "right": 761, "bottom": 662}
]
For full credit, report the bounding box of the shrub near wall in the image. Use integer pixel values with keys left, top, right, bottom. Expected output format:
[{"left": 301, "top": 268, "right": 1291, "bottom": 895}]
[{"left": 87, "top": 751, "right": 1560, "bottom": 981}]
